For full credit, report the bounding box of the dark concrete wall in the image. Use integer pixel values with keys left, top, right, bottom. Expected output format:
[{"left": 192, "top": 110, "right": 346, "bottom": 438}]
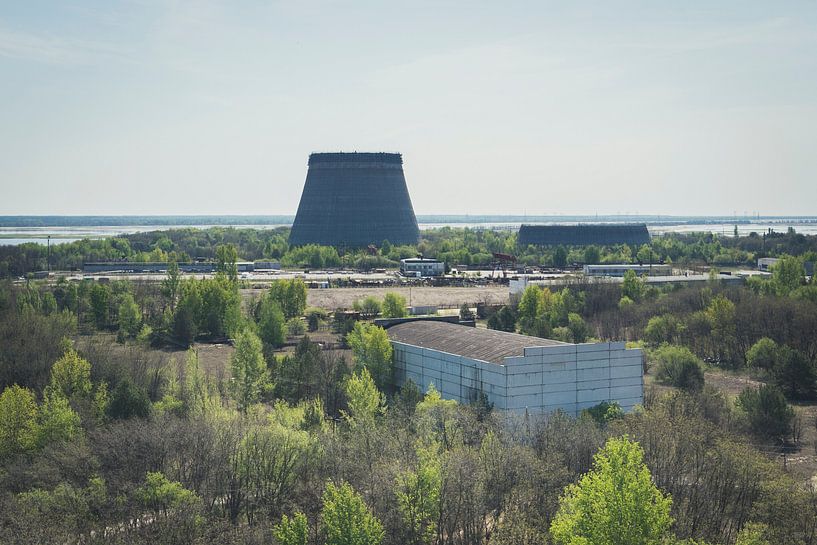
[
  {"left": 518, "top": 224, "right": 651, "bottom": 247},
  {"left": 289, "top": 152, "right": 420, "bottom": 248}
]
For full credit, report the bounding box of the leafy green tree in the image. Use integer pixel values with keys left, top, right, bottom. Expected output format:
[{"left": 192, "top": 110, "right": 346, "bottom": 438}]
[
  {"left": 770, "top": 255, "right": 804, "bottom": 295},
  {"left": 276, "top": 336, "right": 322, "bottom": 403},
  {"left": 89, "top": 283, "right": 110, "bottom": 328},
  {"left": 395, "top": 441, "right": 442, "bottom": 545},
  {"left": 179, "top": 349, "right": 214, "bottom": 416},
  {"left": 746, "top": 338, "right": 778, "bottom": 373},
  {"left": 321, "top": 481, "right": 384, "bottom": 545},
  {"left": 621, "top": 269, "right": 645, "bottom": 302},
  {"left": 216, "top": 243, "right": 239, "bottom": 281},
  {"left": 382, "top": 292, "right": 407, "bottom": 318},
  {"left": 347, "top": 322, "right": 393, "bottom": 390},
  {"left": 583, "top": 245, "right": 600, "bottom": 264},
  {"left": 342, "top": 368, "right": 385, "bottom": 427},
  {"left": 258, "top": 295, "right": 286, "bottom": 348},
  {"left": 117, "top": 292, "right": 141, "bottom": 338},
  {"left": 41, "top": 291, "right": 57, "bottom": 315},
  {"left": 414, "top": 384, "right": 459, "bottom": 447},
  {"left": 161, "top": 260, "right": 181, "bottom": 311},
  {"left": 567, "top": 313, "right": 590, "bottom": 343},
  {"left": 273, "top": 512, "right": 309, "bottom": 545},
  {"left": 173, "top": 286, "right": 201, "bottom": 346},
  {"left": 735, "top": 523, "right": 770, "bottom": 545},
  {"left": 35, "top": 391, "right": 82, "bottom": 448},
  {"left": 287, "top": 317, "right": 306, "bottom": 336},
  {"left": 229, "top": 329, "right": 270, "bottom": 411},
  {"left": 134, "top": 471, "right": 200, "bottom": 522},
  {"left": 47, "top": 347, "right": 92, "bottom": 400},
  {"left": 269, "top": 279, "right": 308, "bottom": 319},
  {"left": 200, "top": 275, "right": 242, "bottom": 338},
  {"left": 705, "top": 295, "right": 738, "bottom": 365},
  {"left": 353, "top": 296, "right": 382, "bottom": 319},
  {"left": 550, "top": 436, "right": 673, "bottom": 545},
  {"left": 636, "top": 244, "right": 658, "bottom": 265},
  {"left": 552, "top": 246, "right": 568, "bottom": 268},
  {"left": 653, "top": 345, "right": 705, "bottom": 392},
  {"left": 458, "top": 303, "right": 475, "bottom": 321},
  {"left": 108, "top": 378, "right": 151, "bottom": 419},
  {"left": 487, "top": 305, "right": 517, "bottom": 332},
  {"left": 517, "top": 285, "right": 552, "bottom": 338},
  {"left": 737, "top": 384, "right": 795, "bottom": 441},
  {"left": 306, "top": 307, "right": 328, "bottom": 331},
  {"left": 93, "top": 382, "right": 109, "bottom": 424},
  {"left": 644, "top": 314, "right": 684, "bottom": 347},
  {"left": 0, "top": 385, "right": 39, "bottom": 458},
  {"left": 772, "top": 346, "right": 816, "bottom": 400}
]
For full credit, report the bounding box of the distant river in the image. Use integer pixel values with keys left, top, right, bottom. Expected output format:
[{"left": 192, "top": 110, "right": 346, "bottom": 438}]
[{"left": 2, "top": 221, "right": 817, "bottom": 246}]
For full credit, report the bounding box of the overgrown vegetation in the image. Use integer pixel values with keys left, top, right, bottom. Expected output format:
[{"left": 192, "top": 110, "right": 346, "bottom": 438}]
[{"left": 1, "top": 227, "right": 817, "bottom": 544}]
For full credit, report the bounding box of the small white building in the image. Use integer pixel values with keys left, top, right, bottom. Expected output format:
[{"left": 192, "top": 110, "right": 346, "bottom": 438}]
[
  {"left": 400, "top": 257, "right": 445, "bottom": 277},
  {"left": 757, "top": 257, "right": 779, "bottom": 271},
  {"left": 583, "top": 264, "right": 671, "bottom": 277},
  {"left": 388, "top": 321, "right": 643, "bottom": 415}
]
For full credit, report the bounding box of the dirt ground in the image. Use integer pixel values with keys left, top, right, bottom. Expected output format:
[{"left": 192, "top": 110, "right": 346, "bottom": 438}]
[
  {"left": 302, "top": 285, "right": 509, "bottom": 310},
  {"left": 649, "top": 365, "right": 817, "bottom": 483}
]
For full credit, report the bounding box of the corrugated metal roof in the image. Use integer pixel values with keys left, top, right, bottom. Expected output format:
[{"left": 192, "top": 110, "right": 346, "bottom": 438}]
[{"left": 387, "top": 321, "right": 566, "bottom": 365}]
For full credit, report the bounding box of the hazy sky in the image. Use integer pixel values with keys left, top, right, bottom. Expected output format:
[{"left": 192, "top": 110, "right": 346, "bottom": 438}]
[{"left": 1, "top": 1, "right": 816, "bottom": 216}]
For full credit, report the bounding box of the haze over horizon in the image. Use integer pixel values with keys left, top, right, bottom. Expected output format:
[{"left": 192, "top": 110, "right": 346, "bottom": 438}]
[{"left": 2, "top": 1, "right": 816, "bottom": 217}]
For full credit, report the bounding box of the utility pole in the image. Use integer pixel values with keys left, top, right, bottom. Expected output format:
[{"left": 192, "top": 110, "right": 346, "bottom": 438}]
[{"left": 47, "top": 235, "right": 51, "bottom": 272}]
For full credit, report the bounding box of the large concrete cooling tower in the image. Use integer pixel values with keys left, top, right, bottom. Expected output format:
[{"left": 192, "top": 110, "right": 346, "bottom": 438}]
[{"left": 289, "top": 152, "right": 420, "bottom": 248}]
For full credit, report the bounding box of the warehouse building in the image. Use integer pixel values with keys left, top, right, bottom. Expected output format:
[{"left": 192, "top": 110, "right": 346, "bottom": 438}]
[
  {"left": 518, "top": 223, "right": 650, "bottom": 247},
  {"left": 583, "top": 264, "right": 672, "bottom": 277},
  {"left": 388, "top": 321, "right": 643, "bottom": 414},
  {"left": 400, "top": 257, "right": 445, "bottom": 277}
]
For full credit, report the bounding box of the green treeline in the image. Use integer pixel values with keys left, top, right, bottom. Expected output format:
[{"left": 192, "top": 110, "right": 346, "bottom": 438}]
[{"left": 3, "top": 225, "right": 817, "bottom": 276}]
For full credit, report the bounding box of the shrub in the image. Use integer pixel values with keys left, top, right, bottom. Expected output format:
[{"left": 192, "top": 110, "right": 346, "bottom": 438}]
[
  {"left": 643, "top": 314, "right": 683, "bottom": 347},
  {"left": 653, "top": 345, "right": 704, "bottom": 392},
  {"left": 381, "top": 292, "right": 407, "bottom": 318},
  {"left": 746, "top": 338, "right": 779, "bottom": 372},
  {"left": 287, "top": 317, "right": 306, "bottom": 336},
  {"left": 736, "top": 384, "right": 795, "bottom": 441},
  {"left": 108, "top": 379, "right": 151, "bottom": 420}
]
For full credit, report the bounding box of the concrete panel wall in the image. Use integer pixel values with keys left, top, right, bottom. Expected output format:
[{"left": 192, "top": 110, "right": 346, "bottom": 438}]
[{"left": 391, "top": 341, "right": 643, "bottom": 416}]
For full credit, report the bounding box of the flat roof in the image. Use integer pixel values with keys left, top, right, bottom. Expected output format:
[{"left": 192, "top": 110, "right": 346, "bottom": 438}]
[
  {"left": 387, "top": 321, "right": 565, "bottom": 365},
  {"left": 401, "top": 258, "right": 443, "bottom": 263}
]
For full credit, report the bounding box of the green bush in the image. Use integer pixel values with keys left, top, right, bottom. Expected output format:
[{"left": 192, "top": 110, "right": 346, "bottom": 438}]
[
  {"left": 736, "top": 384, "right": 795, "bottom": 441},
  {"left": 653, "top": 345, "right": 705, "bottom": 392}
]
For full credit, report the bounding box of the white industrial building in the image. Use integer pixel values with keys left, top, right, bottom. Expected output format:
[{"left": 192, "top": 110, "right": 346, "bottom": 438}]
[
  {"left": 583, "top": 264, "right": 672, "bottom": 277},
  {"left": 400, "top": 257, "right": 445, "bottom": 277},
  {"left": 388, "top": 321, "right": 643, "bottom": 414}
]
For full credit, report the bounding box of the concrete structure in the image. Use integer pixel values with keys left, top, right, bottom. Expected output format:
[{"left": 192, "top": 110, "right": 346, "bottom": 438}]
[
  {"left": 289, "top": 152, "right": 420, "bottom": 248},
  {"left": 583, "top": 264, "right": 672, "bottom": 277},
  {"left": 518, "top": 223, "right": 650, "bottom": 247},
  {"left": 84, "top": 262, "right": 215, "bottom": 273},
  {"left": 388, "top": 321, "right": 643, "bottom": 414},
  {"left": 254, "top": 261, "right": 281, "bottom": 270},
  {"left": 400, "top": 257, "right": 445, "bottom": 277},
  {"left": 757, "top": 257, "right": 779, "bottom": 271}
]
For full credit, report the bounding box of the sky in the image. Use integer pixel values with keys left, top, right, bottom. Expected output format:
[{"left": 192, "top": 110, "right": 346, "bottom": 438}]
[{"left": 1, "top": 1, "right": 816, "bottom": 216}]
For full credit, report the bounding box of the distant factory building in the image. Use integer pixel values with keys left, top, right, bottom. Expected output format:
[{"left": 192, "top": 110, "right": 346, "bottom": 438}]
[
  {"left": 518, "top": 223, "right": 651, "bottom": 247},
  {"left": 289, "top": 152, "right": 420, "bottom": 248},
  {"left": 388, "top": 321, "right": 643, "bottom": 414},
  {"left": 583, "top": 264, "right": 672, "bottom": 277},
  {"left": 400, "top": 257, "right": 445, "bottom": 277}
]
